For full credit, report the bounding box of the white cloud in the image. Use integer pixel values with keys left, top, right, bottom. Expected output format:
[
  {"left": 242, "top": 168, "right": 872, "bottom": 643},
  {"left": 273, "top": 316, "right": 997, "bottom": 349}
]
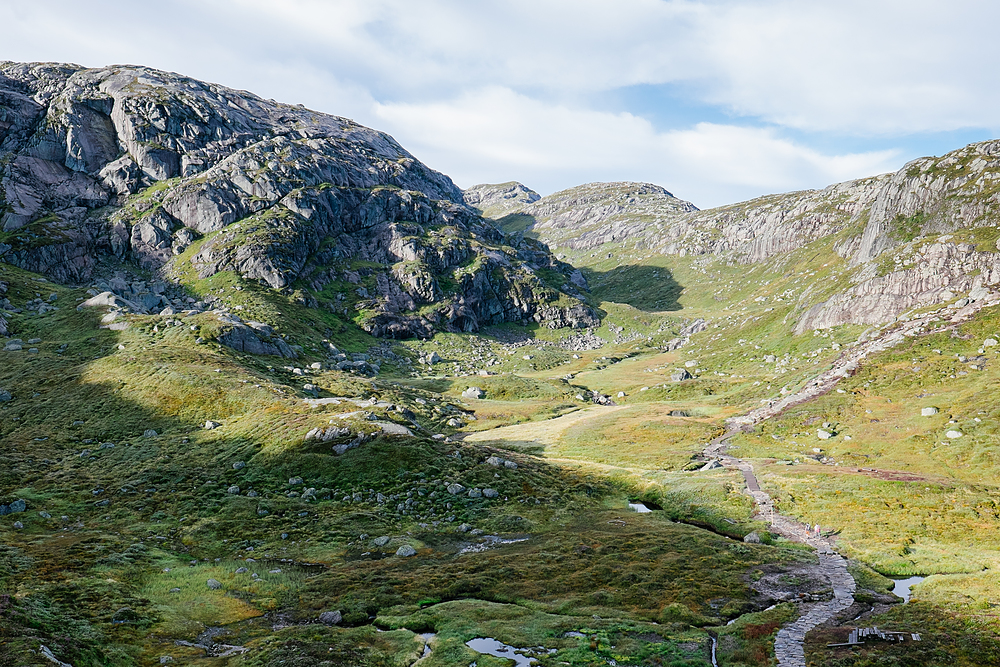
[
  {"left": 0, "top": 0, "right": 994, "bottom": 206},
  {"left": 374, "top": 87, "right": 899, "bottom": 207},
  {"left": 207, "top": 0, "right": 1000, "bottom": 135}
]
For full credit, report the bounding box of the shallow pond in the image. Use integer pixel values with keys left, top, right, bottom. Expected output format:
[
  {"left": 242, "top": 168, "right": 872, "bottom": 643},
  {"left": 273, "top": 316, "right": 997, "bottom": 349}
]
[
  {"left": 466, "top": 637, "right": 555, "bottom": 667},
  {"left": 891, "top": 576, "right": 925, "bottom": 602}
]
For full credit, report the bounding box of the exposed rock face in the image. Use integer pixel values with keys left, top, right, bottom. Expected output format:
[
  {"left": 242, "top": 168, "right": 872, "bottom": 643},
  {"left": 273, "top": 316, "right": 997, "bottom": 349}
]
[
  {"left": 477, "top": 181, "right": 700, "bottom": 253},
  {"left": 0, "top": 62, "right": 597, "bottom": 337},
  {"left": 489, "top": 141, "right": 1000, "bottom": 333},
  {"left": 792, "top": 141, "right": 1000, "bottom": 331},
  {"left": 497, "top": 178, "right": 890, "bottom": 263},
  {"left": 795, "top": 238, "right": 1000, "bottom": 333},
  {"left": 463, "top": 181, "right": 541, "bottom": 218},
  {"left": 853, "top": 144, "right": 1000, "bottom": 264}
]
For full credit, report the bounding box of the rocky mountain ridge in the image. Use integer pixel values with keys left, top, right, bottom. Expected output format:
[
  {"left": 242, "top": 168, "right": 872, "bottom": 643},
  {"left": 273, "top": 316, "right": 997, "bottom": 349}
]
[
  {"left": 0, "top": 62, "right": 597, "bottom": 340},
  {"left": 468, "top": 140, "right": 1000, "bottom": 334}
]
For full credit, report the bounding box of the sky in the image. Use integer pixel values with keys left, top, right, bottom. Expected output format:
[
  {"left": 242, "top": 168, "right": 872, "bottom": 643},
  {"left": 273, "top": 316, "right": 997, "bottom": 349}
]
[{"left": 3, "top": 0, "right": 1000, "bottom": 208}]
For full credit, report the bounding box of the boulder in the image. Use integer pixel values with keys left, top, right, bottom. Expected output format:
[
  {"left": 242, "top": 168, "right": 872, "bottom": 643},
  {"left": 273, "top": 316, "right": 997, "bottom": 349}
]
[
  {"left": 462, "top": 386, "right": 485, "bottom": 400},
  {"left": 0, "top": 499, "right": 26, "bottom": 515},
  {"left": 395, "top": 545, "right": 417, "bottom": 557},
  {"left": 670, "top": 369, "right": 691, "bottom": 382},
  {"left": 921, "top": 407, "right": 939, "bottom": 416},
  {"left": 743, "top": 531, "right": 761, "bottom": 544},
  {"left": 946, "top": 430, "right": 963, "bottom": 439},
  {"left": 0, "top": 389, "right": 11, "bottom": 402},
  {"left": 218, "top": 322, "right": 298, "bottom": 358},
  {"left": 446, "top": 483, "right": 465, "bottom": 495},
  {"left": 373, "top": 536, "right": 391, "bottom": 547},
  {"left": 77, "top": 291, "right": 143, "bottom": 313},
  {"left": 817, "top": 429, "right": 832, "bottom": 440},
  {"left": 205, "top": 420, "right": 221, "bottom": 429},
  {"left": 206, "top": 579, "right": 222, "bottom": 590},
  {"left": 319, "top": 610, "right": 343, "bottom": 625},
  {"left": 483, "top": 488, "right": 499, "bottom": 498},
  {"left": 377, "top": 422, "right": 413, "bottom": 436}
]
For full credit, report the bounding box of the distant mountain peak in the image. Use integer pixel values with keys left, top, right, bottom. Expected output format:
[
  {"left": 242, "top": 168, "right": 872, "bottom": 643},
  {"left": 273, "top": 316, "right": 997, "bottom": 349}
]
[{"left": 462, "top": 181, "right": 541, "bottom": 218}]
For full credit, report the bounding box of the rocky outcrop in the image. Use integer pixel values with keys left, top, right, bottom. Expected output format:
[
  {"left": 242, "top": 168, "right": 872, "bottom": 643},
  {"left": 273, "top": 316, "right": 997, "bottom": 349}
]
[
  {"left": 216, "top": 318, "right": 298, "bottom": 358},
  {"left": 494, "top": 178, "right": 891, "bottom": 264},
  {"left": 852, "top": 142, "right": 1000, "bottom": 264},
  {"left": 796, "top": 238, "right": 1000, "bottom": 332},
  {"left": 463, "top": 181, "right": 540, "bottom": 218},
  {"left": 0, "top": 62, "right": 598, "bottom": 337},
  {"left": 477, "top": 181, "right": 700, "bottom": 252}
]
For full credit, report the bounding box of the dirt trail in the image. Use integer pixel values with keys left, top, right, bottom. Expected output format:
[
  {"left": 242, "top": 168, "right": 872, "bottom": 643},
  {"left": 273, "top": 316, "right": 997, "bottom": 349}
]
[
  {"left": 708, "top": 431, "right": 856, "bottom": 667},
  {"left": 702, "top": 296, "right": 999, "bottom": 666},
  {"left": 465, "top": 295, "right": 996, "bottom": 665}
]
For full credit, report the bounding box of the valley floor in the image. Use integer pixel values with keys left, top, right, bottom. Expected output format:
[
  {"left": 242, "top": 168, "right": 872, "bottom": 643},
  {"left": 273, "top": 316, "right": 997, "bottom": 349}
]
[{"left": 3, "top": 256, "right": 1000, "bottom": 667}]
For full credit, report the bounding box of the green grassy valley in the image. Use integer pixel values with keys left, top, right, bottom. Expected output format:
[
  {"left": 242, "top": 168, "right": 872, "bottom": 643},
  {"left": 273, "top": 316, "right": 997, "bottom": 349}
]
[{"left": 3, "top": 62, "right": 1000, "bottom": 667}]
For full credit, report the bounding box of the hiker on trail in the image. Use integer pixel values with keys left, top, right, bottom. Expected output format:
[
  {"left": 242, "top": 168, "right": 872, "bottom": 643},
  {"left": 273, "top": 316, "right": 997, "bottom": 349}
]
[{"left": 814, "top": 524, "right": 821, "bottom": 536}]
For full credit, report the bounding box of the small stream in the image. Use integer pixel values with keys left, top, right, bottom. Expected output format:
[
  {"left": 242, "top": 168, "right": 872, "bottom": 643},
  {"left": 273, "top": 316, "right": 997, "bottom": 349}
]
[
  {"left": 891, "top": 576, "right": 925, "bottom": 603},
  {"left": 710, "top": 635, "right": 719, "bottom": 667},
  {"left": 416, "top": 633, "right": 435, "bottom": 662}
]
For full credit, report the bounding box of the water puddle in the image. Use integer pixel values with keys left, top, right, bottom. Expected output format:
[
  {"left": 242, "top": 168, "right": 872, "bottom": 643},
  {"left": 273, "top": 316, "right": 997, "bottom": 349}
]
[
  {"left": 465, "top": 637, "right": 555, "bottom": 667},
  {"left": 891, "top": 576, "right": 925, "bottom": 602},
  {"left": 628, "top": 502, "right": 652, "bottom": 513}
]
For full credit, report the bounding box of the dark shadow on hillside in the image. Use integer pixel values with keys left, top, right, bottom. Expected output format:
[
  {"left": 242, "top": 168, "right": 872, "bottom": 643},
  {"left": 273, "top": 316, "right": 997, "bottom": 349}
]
[
  {"left": 489, "top": 212, "right": 684, "bottom": 313},
  {"left": 584, "top": 264, "right": 684, "bottom": 312},
  {"left": 494, "top": 213, "right": 539, "bottom": 237},
  {"left": 0, "top": 302, "right": 202, "bottom": 664}
]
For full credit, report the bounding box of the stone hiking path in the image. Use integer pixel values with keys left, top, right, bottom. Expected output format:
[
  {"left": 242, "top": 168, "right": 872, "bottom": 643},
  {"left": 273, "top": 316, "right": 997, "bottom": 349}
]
[
  {"left": 707, "top": 430, "right": 856, "bottom": 667},
  {"left": 701, "top": 294, "right": 1000, "bottom": 666}
]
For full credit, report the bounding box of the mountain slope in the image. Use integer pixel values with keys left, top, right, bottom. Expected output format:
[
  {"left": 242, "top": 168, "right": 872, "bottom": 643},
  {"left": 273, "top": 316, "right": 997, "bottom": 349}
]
[
  {"left": 473, "top": 141, "right": 1000, "bottom": 335},
  {"left": 0, "top": 62, "right": 597, "bottom": 339}
]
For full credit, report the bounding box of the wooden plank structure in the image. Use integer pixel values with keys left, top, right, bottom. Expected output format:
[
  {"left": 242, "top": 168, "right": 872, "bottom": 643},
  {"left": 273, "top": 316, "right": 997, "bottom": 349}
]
[{"left": 827, "top": 626, "right": 922, "bottom": 648}]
